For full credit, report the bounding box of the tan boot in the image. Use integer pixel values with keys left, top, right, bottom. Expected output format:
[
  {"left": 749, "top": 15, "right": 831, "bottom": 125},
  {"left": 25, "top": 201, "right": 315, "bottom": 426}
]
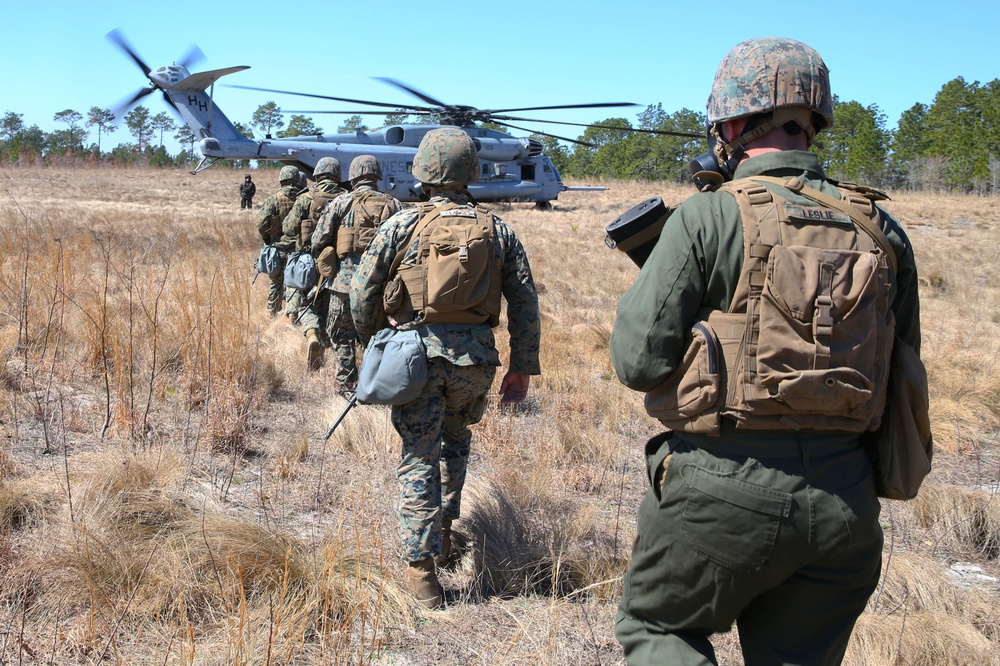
[
  {"left": 436, "top": 519, "right": 456, "bottom": 570},
  {"left": 306, "top": 329, "right": 323, "bottom": 371},
  {"left": 403, "top": 558, "right": 442, "bottom": 609}
]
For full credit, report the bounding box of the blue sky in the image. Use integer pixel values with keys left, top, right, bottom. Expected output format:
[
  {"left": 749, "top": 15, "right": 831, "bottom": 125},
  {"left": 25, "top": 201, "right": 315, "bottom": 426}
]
[{"left": 1, "top": 0, "right": 996, "bottom": 153}]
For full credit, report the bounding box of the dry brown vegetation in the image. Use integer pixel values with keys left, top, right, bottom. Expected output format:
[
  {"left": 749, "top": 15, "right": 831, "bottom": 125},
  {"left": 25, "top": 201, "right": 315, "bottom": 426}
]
[{"left": 0, "top": 165, "right": 998, "bottom": 665}]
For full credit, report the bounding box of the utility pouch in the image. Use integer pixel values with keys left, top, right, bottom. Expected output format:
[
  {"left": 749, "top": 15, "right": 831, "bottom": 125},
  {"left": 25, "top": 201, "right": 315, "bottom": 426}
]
[
  {"left": 257, "top": 245, "right": 283, "bottom": 277},
  {"left": 316, "top": 246, "right": 339, "bottom": 281},
  {"left": 356, "top": 327, "right": 428, "bottom": 405},
  {"left": 644, "top": 319, "right": 725, "bottom": 434},
  {"left": 284, "top": 251, "right": 318, "bottom": 291}
]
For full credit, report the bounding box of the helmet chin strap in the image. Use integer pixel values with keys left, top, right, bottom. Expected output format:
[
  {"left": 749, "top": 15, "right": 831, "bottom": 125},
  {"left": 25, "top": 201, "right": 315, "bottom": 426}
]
[{"left": 712, "top": 106, "right": 817, "bottom": 177}]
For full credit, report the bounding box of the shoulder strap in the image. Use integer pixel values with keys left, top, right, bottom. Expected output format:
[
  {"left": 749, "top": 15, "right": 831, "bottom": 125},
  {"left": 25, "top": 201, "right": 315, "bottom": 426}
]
[
  {"left": 386, "top": 202, "right": 445, "bottom": 282},
  {"left": 748, "top": 175, "right": 898, "bottom": 277}
]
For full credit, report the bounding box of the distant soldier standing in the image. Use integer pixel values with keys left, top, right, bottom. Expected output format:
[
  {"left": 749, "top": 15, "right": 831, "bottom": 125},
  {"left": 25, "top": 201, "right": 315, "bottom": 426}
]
[
  {"left": 255, "top": 165, "right": 301, "bottom": 318},
  {"left": 351, "top": 129, "right": 541, "bottom": 608},
  {"left": 312, "top": 155, "right": 401, "bottom": 392},
  {"left": 280, "top": 157, "right": 344, "bottom": 369},
  {"left": 240, "top": 174, "right": 256, "bottom": 209}
]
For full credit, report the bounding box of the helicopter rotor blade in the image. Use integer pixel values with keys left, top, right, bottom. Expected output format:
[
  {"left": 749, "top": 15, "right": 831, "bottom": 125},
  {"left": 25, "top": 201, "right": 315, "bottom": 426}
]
[
  {"left": 489, "top": 114, "right": 703, "bottom": 139},
  {"left": 482, "top": 101, "right": 640, "bottom": 114},
  {"left": 178, "top": 43, "right": 206, "bottom": 70},
  {"left": 284, "top": 109, "right": 414, "bottom": 116},
  {"left": 227, "top": 84, "right": 434, "bottom": 112},
  {"left": 112, "top": 87, "right": 155, "bottom": 119},
  {"left": 106, "top": 28, "right": 151, "bottom": 77},
  {"left": 489, "top": 120, "right": 596, "bottom": 148},
  {"left": 374, "top": 78, "right": 448, "bottom": 108}
]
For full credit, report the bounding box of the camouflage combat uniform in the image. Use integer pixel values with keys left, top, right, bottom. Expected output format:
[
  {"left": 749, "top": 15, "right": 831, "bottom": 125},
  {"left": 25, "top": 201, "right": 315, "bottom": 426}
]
[
  {"left": 280, "top": 177, "right": 343, "bottom": 332},
  {"left": 313, "top": 182, "right": 401, "bottom": 389},
  {"left": 255, "top": 182, "right": 299, "bottom": 317},
  {"left": 351, "top": 190, "right": 541, "bottom": 563}
]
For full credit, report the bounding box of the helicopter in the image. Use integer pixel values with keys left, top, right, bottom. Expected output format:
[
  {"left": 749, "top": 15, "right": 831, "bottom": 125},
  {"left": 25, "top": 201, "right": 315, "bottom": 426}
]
[{"left": 108, "top": 30, "right": 702, "bottom": 207}]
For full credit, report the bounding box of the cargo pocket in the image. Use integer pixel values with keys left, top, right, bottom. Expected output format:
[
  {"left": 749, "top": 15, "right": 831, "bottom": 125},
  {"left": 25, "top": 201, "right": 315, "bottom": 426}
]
[
  {"left": 680, "top": 464, "right": 791, "bottom": 572},
  {"left": 644, "top": 321, "right": 722, "bottom": 433}
]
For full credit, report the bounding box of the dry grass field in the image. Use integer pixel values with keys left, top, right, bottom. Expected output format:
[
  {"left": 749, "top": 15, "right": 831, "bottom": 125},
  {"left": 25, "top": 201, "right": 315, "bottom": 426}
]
[{"left": 0, "top": 165, "right": 998, "bottom": 665}]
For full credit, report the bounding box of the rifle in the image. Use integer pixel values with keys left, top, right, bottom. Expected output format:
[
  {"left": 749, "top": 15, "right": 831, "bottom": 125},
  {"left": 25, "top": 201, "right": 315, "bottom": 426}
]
[{"left": 324, "top": 394, "right": 358, "bottom": 440}]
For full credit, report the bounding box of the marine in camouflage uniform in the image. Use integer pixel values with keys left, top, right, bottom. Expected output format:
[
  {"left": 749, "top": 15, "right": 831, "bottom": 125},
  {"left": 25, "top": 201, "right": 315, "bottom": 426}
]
[
  {"left": 351, "top": 129, "right": 541, "bottom": 608},
  {"left": 611, "top": 38, "right": 923, "bottom": 666},
  {"left": 279, "top": 158, "right": 343, "bottom": 369},
  {"left": 255, "top": 165, "right": 301, "bottom": 317},
  {"left": 240, "top": 174, "right": 256, "bottom": 209},
  {"left": 312, "top": 155, "right": 401, "bottom": 390}
]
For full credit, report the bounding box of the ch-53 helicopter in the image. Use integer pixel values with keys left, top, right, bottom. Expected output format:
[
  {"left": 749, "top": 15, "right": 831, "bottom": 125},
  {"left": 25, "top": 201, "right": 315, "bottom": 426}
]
[{"left": 108, "top": 30, "right": 701, "bottom": 207}]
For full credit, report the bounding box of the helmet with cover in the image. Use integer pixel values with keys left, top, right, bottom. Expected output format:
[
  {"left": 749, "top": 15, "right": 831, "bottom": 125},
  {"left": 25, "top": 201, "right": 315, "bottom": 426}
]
[
  {"left": 412, "top": 127, "right": 480, "bottom": 187},
  {"left": 313, "top": 157, "right": 341, "bottom": 180},
  {"left": 707, "top": 37, "right": 833, "bottom": 141},
  {"left": 349, "top": 154, "right": 382, "bottom": 182},
  {"left": 278, "top": 165, "right": 300, "bottom": 184}
]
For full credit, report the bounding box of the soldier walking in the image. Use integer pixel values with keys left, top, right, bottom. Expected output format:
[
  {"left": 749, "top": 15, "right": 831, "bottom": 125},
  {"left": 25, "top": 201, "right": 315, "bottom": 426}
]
[
  {"left": 255, "top": 165, "right": 301, "bottom": 318},
  {"left": 610, "top": 38, "right": 924, "bottom": 665},
  {"left": 351, "top": 129, "right": 541, "bottom": 608},
  {"left": 312, "top": 155, "right": 401, "bottom": 392},
  {"left": 280, "top": 157, "right": 343, "bottom": 369}
]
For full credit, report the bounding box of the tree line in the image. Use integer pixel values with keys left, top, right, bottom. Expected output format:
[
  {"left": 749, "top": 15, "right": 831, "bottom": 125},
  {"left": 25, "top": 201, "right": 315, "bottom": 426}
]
[{"left": 3, "top": 76, "right": 998, "bottom": 193}]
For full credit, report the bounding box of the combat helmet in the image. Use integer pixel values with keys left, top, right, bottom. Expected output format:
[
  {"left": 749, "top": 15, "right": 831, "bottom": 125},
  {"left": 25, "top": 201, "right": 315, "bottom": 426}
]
[
  {"left": 412, "top": 127, "right": 480, "bottom": 187},
  {"left": 278, "top": 165, "right": 300, "bottom": 184},
  {"left": 313, "top": 156, "right": 341, "bottom": 180},
  {"left": 349, "top": 154, "right": 381, "bottom": 182},
  {"left": 707, "top": 37, "right": 833, "bottom": 140}
]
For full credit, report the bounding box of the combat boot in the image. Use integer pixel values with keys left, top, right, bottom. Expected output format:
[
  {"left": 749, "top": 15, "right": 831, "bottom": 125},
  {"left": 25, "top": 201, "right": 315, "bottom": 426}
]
[
  {"left": 403, "top": 558, "right": 443, "bottom": 609},
  {"left": 305, "top": 329, "right": 323, "bottom": 371},
  {"left": 436, "top": 519, "right": 458, "bottom": 570}
]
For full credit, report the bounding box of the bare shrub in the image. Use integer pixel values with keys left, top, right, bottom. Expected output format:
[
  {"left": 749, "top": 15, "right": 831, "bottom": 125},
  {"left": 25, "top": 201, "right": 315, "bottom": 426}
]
[{"left": 910, "top": 483, "right": 1000, "bottom": 558}]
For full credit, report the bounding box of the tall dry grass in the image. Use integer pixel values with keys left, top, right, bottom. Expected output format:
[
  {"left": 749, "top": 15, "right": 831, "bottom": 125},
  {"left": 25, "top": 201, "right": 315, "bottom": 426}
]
[{"left": 0, "top": 166, "right": 997, "bottom": 664}]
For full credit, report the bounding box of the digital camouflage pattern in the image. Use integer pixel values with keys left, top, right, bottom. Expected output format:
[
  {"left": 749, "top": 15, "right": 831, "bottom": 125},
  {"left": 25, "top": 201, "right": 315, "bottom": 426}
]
[
  {"left": 313, "top": 156, "right": 341, "bottom": 180},
  {"left": 348, "top": 154, "right": 381, "bottom": 181},
  {"left": 707, "top": 37, "right": 833, "bottom": 129},
  {"left": 351, "top": 189, "right": 540, "bottom": 565},
  {"left": 311, "top": 181, "right": 401, "bottom": 389},
  {"left": 313, "top": 184, "right": 402, "bottom": 292},
  {"left": 281, "top": 178, "right": 343, "bottom": 251},
  {"left": 351, "top": 190, "right": 540, "bottom": 373},
  {"left": 278, "top": 164, "right": 300, "bottom": 183},
  {"left": 394, "top": 359, "right": 495, "bottom": 562},
  {"left": 412, "top": 127, "right": 481, "bottom": 186},
  {"left": 256, "top": 184, "right": 300, "bottom": 317}
]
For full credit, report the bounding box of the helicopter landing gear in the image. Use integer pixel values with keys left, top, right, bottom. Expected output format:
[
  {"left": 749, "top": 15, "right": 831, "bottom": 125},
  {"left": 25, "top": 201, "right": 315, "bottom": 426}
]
[{"left": 534, "top": 201, "right": 553, "bottom": 211}]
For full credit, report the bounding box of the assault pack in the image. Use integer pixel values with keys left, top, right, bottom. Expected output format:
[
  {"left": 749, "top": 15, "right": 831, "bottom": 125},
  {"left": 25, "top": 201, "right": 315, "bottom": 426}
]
[
  {"left": 383, "top": 202, "right": 502, "bottom": 327},
  {"left": 645, "top": 176, "right": 897, "bottom": 434},
  {"left": 284, "top": 251, "right": 318, "bottom": 291},
  {"left": 336, "top": 190, "right": 398, "bottom": 258},
  {"left": 301, "top": 188, "right": 339, "bottom": 247},
  {"left": 264, "top": 189, "right": 296, "bottom": 244}
]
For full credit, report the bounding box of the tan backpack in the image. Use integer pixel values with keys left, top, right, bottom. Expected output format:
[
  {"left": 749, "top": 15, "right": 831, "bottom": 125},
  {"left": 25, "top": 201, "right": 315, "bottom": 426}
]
[
  {"left": 267, "top": 189, "right": 296, "bottom": 242},
  {"left": 645, "top": 176, "right": 896, "bottom": 434},
  {"left": 383, "top": 202, "right": 502, "bottom": 326},
  {"left": 336, "top": 190, "right": 397, "bottom": 258},
  {"left": 301, "top": 187, "right": 339, "bottom": 246}
]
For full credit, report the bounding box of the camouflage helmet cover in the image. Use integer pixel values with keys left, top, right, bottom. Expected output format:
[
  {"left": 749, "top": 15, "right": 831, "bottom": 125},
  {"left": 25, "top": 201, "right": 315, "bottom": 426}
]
[
  {"left": 707, "top": 37, "right": 834, "bottom": 131},
  {"left": 412, "top": 127, "right": 480, "bottom": 186},
  {"left": 278, "top": 165, "right": 300, "bottom": 183},
  {"left": 313, "top": 156, "right": 341, "bottom": 180},
  {"left": 349, "top": 154, "right": 382, "bottom": 181}
]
